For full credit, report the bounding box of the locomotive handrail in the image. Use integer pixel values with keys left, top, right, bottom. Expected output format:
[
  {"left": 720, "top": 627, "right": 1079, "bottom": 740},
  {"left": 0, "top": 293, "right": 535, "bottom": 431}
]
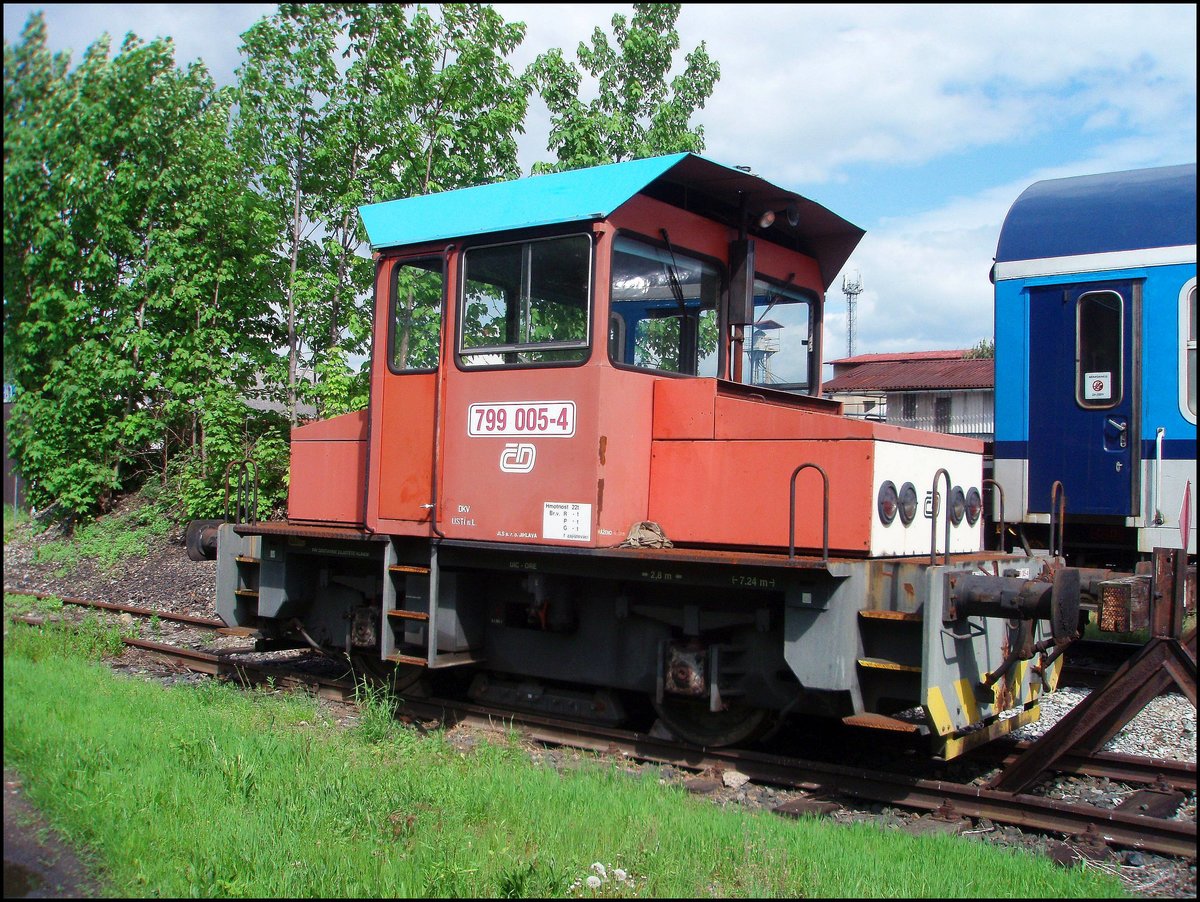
[
  {"left": 1049, "top": 480, "right": 1066, "bottom": 560},
  {"left": 788, "top": 463, "right": 829, "bottom": 563},
  {"left": 982, "top": 478, "right": 1033, "bottom": 557},
  {"left": 224, "top": 458, "right": 259, "bottom": 525},
  {"left": 930, "top": 468, "right": 951, "bottom": 566}
]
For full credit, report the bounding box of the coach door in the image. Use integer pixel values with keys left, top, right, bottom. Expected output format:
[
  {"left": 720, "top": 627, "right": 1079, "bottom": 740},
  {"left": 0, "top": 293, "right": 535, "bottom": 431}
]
[{"left": 1028, "top": 281, "right": 1139, "bottom": 516}]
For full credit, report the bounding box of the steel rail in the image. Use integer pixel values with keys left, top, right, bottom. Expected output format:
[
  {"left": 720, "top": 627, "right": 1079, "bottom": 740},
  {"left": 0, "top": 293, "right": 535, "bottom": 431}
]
[
  {"left": 5, "top": 588, "right": 224, "bottom": 629},
  {"left": 999, "top": 745, "right": 1196, "bottom": 792}
]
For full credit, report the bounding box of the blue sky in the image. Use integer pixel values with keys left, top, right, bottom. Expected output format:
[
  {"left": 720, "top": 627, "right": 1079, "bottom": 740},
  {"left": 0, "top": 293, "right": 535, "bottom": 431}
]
[{"left": 5, "top": 3, "right": 1196, "bottom": 363}]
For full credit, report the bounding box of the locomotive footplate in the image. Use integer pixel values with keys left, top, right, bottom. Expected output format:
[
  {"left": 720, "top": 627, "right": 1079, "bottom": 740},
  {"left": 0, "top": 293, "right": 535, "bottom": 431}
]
[{"left": 434, "top": 538, "right": 853, "bottom": 591}]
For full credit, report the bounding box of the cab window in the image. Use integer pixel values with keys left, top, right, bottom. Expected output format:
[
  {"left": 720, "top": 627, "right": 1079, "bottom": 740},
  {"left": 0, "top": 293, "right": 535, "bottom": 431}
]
[
  {"left": 746, "top": 278, "right": 814, "bottom": 389},
  {"left": 390, "top": 258, "right": 444, "bottom": 372},
  {"left": 459, "top": 234, "right": 591, "bottom": 367},
  {"left": 608, "top": 236, "right": 721, "bottom": 375}
]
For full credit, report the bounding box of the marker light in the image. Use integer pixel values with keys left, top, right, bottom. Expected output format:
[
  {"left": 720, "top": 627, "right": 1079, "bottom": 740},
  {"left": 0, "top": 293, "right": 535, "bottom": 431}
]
[
  {"left": 898, "top": 482, "right": 918, "bottom": 525},
  {"left": 949, "top": 485, "right": 966, "bottom": 525},
  {"left": 965, "top": 487, "right": 983, "bottom": 525},
  {"left": 877, "top": 481, "right": 899, "bottom": 525}
]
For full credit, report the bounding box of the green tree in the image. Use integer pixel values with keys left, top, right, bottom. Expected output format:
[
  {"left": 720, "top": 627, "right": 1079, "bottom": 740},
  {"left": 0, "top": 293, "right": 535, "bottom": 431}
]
[
  {"left": 4, "top": 14, "right": 280, "bottom": 519},
  {"left": 530, "top": 2, "right": 720, "bottom": 173},
  {"left": 235, "top": 3, "right": 341, "bottom": 425},
  {"left": 964, "top": 339, "right": 995, "bottom": 359},
  {"left": 236, "top": 3, "right": 530, "bottom": 420}
]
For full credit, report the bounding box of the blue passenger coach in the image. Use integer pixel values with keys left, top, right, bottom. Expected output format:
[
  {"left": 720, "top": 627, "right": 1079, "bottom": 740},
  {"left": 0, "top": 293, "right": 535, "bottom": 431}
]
[{"left": 992, "top": 163, "right": 1196, "bottom": 567}]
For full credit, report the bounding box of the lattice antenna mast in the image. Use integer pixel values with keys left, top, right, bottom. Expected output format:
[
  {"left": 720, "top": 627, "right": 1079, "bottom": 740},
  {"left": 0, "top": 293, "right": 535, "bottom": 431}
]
[{"left": 842, "top": 269, "right": 863, "bottom": 358}]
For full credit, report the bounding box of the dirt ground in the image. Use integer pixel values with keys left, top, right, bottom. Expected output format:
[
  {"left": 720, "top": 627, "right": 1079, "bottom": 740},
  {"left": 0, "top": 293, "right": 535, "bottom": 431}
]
[{"left": 3, "top": 769, "right": 106, "bottom": 898}]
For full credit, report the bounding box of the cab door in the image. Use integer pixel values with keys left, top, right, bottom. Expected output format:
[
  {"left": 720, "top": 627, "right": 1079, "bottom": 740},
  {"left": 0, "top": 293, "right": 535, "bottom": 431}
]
[
  {"left": 372, "top": 255, "right": 444, "bottom": 526},
  {"left": 1028, "top": 281, "right": 1139, "bottom": 515}
]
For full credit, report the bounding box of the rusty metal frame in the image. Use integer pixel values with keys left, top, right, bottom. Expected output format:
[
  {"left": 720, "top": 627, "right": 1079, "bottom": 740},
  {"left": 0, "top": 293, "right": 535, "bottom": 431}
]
[{"left": 989, "top": 547, "right": 1196, "bottom": 794}]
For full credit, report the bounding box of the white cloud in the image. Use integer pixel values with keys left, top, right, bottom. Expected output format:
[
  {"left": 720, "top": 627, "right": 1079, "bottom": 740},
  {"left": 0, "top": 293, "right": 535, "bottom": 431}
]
[
  {"left": 7, "top": 2, "right": 1195, "bottom": 363},
  {"left": 685, "top": 4, "right": 1195, "bottom": 184}
]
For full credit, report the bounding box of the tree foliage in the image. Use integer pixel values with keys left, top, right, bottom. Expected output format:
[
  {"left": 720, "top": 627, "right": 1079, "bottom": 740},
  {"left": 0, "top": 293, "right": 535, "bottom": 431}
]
[
  {"left": 964, "top": 338, "right": 995, "bottom": 359},
  {"left": 3, "top": 3, "right": 721, "bottom": 523},
  {"left": 235, "top": 3, "right": 529, "bottom": 422},
  {"left": 4, "top": 14, "right": 283, "bottom": 520},
  {"left": 530, "top": 3, "right": 719, "bottom": 173}
]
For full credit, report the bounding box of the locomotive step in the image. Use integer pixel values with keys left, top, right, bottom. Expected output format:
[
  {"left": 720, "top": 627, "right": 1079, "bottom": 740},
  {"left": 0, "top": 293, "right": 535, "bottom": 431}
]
[
  {"left": 842, "top": 712, "right": 926, "bottom": 734},
  {"left": 386, "top": 609, "right": 430, "bottom": 621},
  {"left": 858, "top": 609, "right": 922, "bottom": 621},
  {"left": 217, "top": 626, "right": 265, "bottom": 639},
  {"left": 385, "top": 651, "right": 486, "bottom": 668},
  {"left": 857, "top": 656, "right": 921, "bottom": 673},
  {"left": 235, "top": 555, "right": 260, "bottom": 564},
  {"left": 388, "top": 564, "right": 432, "bottom": 575},
  {"left": 234, "top": 588, "right": 259, "bottom": 598}
]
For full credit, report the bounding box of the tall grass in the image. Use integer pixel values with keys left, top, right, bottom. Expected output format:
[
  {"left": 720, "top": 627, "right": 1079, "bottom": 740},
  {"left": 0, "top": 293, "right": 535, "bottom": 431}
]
[{"left": 3, "top": 615, "right": 1128, "bottom": 899}]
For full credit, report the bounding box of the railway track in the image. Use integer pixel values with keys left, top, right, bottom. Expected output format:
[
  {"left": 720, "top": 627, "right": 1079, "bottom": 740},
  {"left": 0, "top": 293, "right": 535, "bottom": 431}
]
[{"left": 5, "top": 590, "right": 1196, "bottom": 859}]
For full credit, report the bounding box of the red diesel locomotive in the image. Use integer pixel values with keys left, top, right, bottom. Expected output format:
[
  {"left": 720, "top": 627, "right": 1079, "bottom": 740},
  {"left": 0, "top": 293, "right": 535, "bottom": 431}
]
[{"left": 200, "top": 153, "right": 1080, "bottom": 755}]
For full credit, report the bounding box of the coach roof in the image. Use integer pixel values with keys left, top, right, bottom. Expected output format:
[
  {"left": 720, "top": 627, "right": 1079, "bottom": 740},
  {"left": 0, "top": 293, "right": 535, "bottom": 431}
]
[
  {"left": 995, "top": 162, "right": 1197, "bottom": 265},
  {"left": 359, "top": 152, "right": 864, "bottom": 290}
]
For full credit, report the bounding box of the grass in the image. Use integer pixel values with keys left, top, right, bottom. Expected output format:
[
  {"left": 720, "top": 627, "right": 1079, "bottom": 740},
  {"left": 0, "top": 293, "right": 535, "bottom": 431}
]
[
  {"left": 3, "top": 502, "right": 29, "bottom": 542},
  {"left": 18, "top": 497, "right": 172, "bottom": 576},
  {"left": 4, "top": 591, "right": 65, "bottom": 618},
  {"left": 2, "top": 608, "right": 1129, "bottom": 899}
]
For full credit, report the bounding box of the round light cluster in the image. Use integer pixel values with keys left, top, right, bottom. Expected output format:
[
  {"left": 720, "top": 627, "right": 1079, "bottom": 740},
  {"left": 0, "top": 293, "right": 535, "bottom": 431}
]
[{"left": 877, "top": 480, "right": 980, "bottom": 527}]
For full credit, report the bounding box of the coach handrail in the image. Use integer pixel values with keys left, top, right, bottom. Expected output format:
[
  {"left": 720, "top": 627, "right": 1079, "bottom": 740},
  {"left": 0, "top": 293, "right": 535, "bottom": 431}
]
[
  {"left": 789, "top": 463, "right": 829, "bottom": 563},
  {"left": 1049, "top": 480, "right": 1066, "bottom": 560},
  {"left": 1152, "top": 426, "right": 1166, "bottom": 525},
  {"left": 930, "top": 468, "right": 952, "bottom": 566}
]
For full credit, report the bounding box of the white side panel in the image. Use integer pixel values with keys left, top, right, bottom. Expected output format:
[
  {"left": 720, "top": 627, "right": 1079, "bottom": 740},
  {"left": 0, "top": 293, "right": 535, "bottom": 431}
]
[
  {"left": 1139, "top": 458, "right": 1198, "bottom": 553},
  {"left": 869, "top": 442, "right": 984, "bottom": 556},
  {"left": 993, "top": 456, "right": 1029, "bottom": 524}
]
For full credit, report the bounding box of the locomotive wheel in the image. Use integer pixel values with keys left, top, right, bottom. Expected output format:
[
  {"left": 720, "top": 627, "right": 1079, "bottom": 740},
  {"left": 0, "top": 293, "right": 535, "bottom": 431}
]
[{"left": 651, "top": 697, "right": 770, "bottom": 748}]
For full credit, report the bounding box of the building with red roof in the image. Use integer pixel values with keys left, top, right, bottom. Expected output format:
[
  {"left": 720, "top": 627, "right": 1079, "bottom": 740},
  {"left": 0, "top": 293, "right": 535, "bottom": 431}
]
[{"left": 822, "top": 349, "right": 994, "bottom": 441}]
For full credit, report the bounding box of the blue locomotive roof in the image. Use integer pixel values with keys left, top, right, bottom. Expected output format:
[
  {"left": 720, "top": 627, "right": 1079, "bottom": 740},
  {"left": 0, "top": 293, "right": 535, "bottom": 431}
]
[
  {"left": 359, "top": 153, "right": 864, "bottom": 289},
  {"left": 995, "top": 163, "right": 1196, "bottom": 264}
]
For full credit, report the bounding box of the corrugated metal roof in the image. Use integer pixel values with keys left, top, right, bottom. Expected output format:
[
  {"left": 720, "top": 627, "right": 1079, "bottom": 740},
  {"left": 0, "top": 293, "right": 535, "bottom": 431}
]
[
  {"left": 995, "top": 163, "right": 1196, "bottom": 263},
  {"left": 358, "top": 153, "right": 865, "bottom": 289},
  {"left": 828, "top": 349, "right": 969, "bottom": 365},
  {"left": 823, "top": 358, "right": 993, "bottom": 392}
]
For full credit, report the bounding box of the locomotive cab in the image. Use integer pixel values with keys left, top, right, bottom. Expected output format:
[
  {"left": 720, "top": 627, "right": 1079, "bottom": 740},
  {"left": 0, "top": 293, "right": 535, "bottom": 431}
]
[{"left": 211, "top": 154, "right": 1074, "bottom": 756}]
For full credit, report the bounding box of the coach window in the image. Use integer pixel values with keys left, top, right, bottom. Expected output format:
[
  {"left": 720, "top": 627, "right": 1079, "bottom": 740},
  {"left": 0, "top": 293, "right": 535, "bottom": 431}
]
[
  {"left": 459, "top": 234, "right": 590, "bottom": 367},
  {"left": 1076, "top": 290, "right": 1123, "bottom": 409},
  {"left": 1183, "top": 280, "right": 1197, "bottom": 421},
  {"left": 608, "top": 236, "right": 721, "bottom": 375},
  {"left": 390, "top": 258, "right": 443, "bottom": 371}
]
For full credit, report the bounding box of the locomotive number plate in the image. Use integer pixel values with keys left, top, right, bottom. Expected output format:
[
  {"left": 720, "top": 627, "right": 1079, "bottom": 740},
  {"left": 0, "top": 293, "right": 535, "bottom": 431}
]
[{"left": 468, "top": 401, "right": 576, "bottom": 437}]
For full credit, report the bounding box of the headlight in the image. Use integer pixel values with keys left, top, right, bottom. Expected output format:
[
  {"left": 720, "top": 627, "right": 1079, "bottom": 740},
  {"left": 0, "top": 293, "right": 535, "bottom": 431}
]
[
  {"left": 965, "top": 487, "right": 982, "bottom": 525},
  {"left": 949, "top": 485, "right": 966, "bottom": 525},
  {"left": 898, "top": 482, "right": 918, "bottom": 526},
  {"left": 877, "top": 480, "right": 899, "bottom": 525}
]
